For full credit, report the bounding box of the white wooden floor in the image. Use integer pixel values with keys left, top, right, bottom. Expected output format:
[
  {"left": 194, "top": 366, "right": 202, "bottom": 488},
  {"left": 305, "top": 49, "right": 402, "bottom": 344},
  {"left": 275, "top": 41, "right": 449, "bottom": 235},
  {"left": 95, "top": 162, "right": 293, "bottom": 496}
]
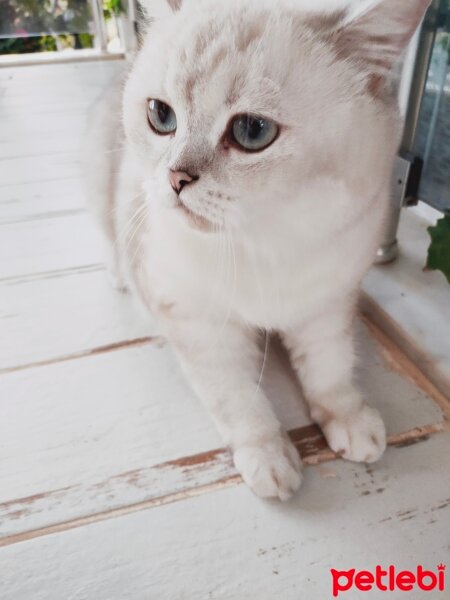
[{"left": 0, "top": 61, "right": 449, "bottom": 600}]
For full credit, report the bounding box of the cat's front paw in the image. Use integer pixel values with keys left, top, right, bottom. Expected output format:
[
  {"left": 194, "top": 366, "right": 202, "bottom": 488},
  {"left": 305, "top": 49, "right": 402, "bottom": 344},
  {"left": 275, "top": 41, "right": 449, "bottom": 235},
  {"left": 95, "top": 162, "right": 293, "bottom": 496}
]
[
  {"left": 233, "top": 434, "right": 303, "bottom": 501},
  {"left": 322, "top": 404, "right": 386, "bottom": 464},
  {"left": 105, "top": 249, "right": 128, "bottom": 293}
]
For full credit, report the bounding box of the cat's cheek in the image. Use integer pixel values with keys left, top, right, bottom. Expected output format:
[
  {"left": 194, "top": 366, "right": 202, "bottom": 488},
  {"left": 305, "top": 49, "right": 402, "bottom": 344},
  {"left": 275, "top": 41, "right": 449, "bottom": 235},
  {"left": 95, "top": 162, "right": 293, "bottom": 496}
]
[{"left": 143, "top": 178, "right": 174, "bottom": 210}]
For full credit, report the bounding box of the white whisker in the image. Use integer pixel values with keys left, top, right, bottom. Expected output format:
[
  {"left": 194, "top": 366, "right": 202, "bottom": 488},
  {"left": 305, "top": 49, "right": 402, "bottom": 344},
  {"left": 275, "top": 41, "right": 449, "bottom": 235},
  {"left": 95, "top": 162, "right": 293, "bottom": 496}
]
[
  {"left": 255, "top": 329, "right": 270, "bottom": 399},
  {"left": 125, "top": 205, "right": 149, "bottom": 263}
]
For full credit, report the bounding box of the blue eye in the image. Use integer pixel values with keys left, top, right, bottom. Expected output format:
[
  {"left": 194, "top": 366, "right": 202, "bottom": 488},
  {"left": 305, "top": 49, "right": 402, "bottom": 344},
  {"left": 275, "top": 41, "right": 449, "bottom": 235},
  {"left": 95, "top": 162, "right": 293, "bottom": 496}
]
[
  {"left": 147, "top": 99, "right": 177, "bottom": 134},
  {"left": 231, "top": 114, "right": 279, "bottom": 151}
]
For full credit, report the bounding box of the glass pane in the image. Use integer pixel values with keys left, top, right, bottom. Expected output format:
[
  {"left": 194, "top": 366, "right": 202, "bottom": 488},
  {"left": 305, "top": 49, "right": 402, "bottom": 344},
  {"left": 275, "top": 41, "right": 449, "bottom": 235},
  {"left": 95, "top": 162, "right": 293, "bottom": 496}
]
[
  {"left": 0, "top": 0, "right": 95, "bottom": 54},
  {"left": 414, "top": 0, "right": 450, "bottom": 213},
  {"left": 0, "top": 1, "right": 93, "bottom": 36}
]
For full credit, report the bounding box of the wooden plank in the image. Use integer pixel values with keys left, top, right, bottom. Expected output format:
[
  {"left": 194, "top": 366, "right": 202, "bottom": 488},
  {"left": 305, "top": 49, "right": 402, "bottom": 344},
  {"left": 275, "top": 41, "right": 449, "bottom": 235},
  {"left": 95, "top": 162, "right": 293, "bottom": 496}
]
[
  {"left": 0, "top": 151, "right": 81, "bottom": 187},
  {"left": 0, "top": 128, "right": 83, "bottom": 161},
  {"left": 0, "top": 70, "right": 122, "bottom": 109},
  {"left": 0, "top": 423, "right": 444, "bottom": 544},
  {"left": 1, "top": 433, "right": 448, "bottom": 600},
  {"left": 0, "top": 90, "right": 106, "bottom": 121},
  {"left": 0, "top": 63, "right": 123, "bottom": 106},
  {"left": 0, "top": 337, "right": 311, "bottom": 534},
  {"left": 0, "top": 321, "right": 444, "bottom": 539},
  {"left": 0, "top": 60, "right": 123, "bottom": 85},
  {"left": 0, "top": 177, "right": 85, "bottom": 222},
  {"left": 0, "top": 213, "right": 102, "bottom": 280},
  {"left": 0, "top": 113, "right": 90, "bottom": 144},
  {"left": 0, "top": 74, "right": 108, "bottom": 95},
  {"left": 0, "top": 88, "right": 106, "bottom": 117},
  {"left": 0, "top": 63, "right": 124, "bottom": 152},
  {"left": 1, "top": 105, "right": 88, "bottom": 122},
  {"left": 363, "top": 316, "right": 450, "bottom": 421},
  {"left": 0, "top": 269, "right": 154, "bottom": 370},
  {"left": 0, "top": 343, "right": 221, "bottom": 501},
  {"left": 362, "top": 210, "right": 450, "bottom": 400}
]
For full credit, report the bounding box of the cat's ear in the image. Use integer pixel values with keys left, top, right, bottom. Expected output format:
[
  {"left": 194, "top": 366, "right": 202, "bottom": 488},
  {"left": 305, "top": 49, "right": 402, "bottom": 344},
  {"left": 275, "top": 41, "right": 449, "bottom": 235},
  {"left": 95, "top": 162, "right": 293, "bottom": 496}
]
[
  {"left": 138, "top": 0, "right": 183, "bottom": 21},
  {"left": 338, "top": 0, "right": 432, "bottom": 74}
]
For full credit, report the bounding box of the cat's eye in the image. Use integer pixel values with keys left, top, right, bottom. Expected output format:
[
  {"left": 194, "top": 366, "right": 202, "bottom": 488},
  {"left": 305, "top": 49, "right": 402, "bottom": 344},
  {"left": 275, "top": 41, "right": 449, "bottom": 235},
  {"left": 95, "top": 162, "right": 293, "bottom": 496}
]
[
  {"left": 230, "top": 114, "right": 279, "bottom": 152},
  {"left": 147, "top": 99, "right": 177, "bottom": 135}
]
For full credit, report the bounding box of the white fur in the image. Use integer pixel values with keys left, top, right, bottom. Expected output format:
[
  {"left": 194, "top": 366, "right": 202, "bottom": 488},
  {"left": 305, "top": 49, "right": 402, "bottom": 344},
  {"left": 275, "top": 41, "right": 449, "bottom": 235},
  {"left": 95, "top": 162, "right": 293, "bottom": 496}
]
[{"left": 86, "top": 0, "right": 431, "bottom": 500}]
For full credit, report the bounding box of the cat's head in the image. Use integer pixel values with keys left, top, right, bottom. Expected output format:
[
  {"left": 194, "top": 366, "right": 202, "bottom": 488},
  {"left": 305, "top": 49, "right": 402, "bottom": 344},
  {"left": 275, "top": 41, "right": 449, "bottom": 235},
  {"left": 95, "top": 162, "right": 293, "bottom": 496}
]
[{"left": 123, "top": 0, "right": 430, "bottom": 235}]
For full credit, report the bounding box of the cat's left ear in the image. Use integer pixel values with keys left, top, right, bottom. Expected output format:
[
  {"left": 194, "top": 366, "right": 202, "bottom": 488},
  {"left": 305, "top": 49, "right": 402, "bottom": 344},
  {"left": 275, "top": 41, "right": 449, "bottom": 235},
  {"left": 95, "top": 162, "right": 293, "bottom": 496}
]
[{"left": 338, "top": 0, "right": 432, "bottom": 74}]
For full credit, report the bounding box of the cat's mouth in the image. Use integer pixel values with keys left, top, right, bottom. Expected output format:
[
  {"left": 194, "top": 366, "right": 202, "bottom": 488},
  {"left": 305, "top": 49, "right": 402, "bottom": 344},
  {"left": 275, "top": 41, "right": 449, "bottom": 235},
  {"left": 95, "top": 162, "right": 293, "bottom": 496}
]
[{"left": 174, "top": 196, "right": 213, "bottom": 232}]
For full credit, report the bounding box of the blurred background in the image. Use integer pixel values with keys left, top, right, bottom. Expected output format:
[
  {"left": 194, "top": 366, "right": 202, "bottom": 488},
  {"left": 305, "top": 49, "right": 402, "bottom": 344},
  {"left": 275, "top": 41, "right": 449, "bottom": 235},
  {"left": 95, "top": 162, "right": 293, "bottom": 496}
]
[{"left": 0, "top": 0, "right": 135, "bottom": 57}]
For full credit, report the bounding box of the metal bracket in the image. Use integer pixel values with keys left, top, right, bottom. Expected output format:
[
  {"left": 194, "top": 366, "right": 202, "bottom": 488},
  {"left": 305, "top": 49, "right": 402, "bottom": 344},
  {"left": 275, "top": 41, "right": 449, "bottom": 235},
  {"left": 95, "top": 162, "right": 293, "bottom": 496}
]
[
  {"left": 376, "top": 1, "right": 438, "bottom": 264},
  {"left": 375, "top": 154, "right": 423, "bottom": 264}
]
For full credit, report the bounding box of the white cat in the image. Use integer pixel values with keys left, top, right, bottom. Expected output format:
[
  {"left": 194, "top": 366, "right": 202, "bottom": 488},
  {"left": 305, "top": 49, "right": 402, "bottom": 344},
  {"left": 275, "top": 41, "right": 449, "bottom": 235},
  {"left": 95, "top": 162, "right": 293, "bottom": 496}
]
[{"left": 85, "top": 0, "right": 431, "bottom": 500}]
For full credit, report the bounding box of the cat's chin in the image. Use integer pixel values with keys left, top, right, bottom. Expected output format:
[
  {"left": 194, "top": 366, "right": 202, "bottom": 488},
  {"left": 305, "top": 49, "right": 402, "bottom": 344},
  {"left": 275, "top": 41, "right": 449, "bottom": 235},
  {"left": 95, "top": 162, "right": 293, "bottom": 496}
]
[{"left": 174, "top": 196, "right": 214, "bottom": 233}]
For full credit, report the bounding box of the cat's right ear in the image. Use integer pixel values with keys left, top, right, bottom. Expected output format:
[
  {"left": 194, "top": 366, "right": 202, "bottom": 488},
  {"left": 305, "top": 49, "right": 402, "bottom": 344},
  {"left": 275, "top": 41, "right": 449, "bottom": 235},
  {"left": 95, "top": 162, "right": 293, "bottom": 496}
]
[
  {"left": 337, "top": 0, "right": 432, "bottom": 75},
  {"left": 138, "top": 0, "right": 183, "bottom": 22}
]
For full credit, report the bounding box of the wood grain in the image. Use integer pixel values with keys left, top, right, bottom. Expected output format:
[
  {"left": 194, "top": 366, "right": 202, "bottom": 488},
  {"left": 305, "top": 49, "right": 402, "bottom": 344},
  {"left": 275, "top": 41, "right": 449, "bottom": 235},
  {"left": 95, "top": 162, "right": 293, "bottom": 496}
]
[
  {"left": 362, "top": 311, "right": 450, "bottom": 421},
  {"left": 0, "top": 269, "right": 156, "bottom": 370},
  {"left": 1, "top": 421, "right": 445, "bottom": 547},
  {"left": 1, "top": 433, "right": 449, "bottom": 600},
  {"left": 0, "top": 212, "right": 103, "bottom": 280},
  {"left": 0, "top": 62, "right": 448, "bottom": 599}
]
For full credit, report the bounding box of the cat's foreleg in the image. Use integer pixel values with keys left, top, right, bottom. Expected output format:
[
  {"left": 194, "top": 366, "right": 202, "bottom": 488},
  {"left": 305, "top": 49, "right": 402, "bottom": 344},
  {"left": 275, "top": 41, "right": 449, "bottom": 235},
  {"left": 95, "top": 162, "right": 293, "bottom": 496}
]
[
  {"left": 283, "top": 308, "right": 386, "bottom": 463},
  {"left": 165, "top": 316, "right": 302, "bottom": 500}
]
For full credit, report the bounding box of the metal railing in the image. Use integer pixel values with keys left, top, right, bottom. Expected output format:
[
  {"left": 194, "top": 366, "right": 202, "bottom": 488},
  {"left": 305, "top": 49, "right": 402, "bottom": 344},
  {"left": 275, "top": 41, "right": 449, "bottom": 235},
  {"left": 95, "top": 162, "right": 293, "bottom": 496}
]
[{"left": 377, "top": 0, "right": 449, "bottom": 262}]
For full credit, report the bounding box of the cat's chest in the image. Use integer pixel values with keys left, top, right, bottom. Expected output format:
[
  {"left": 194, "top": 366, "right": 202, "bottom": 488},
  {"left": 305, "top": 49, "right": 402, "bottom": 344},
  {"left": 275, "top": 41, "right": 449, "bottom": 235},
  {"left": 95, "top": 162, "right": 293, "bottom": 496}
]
[{"left": 132, "top": 213, "right": 340, "bottom": 328}]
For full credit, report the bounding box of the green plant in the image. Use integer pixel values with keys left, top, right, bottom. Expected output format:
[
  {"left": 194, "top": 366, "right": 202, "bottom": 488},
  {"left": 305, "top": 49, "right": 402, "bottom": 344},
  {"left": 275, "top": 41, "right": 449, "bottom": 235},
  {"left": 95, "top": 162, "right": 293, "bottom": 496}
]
[
  {"left": 38, "top": 34, "right": 57, "bottom": 52},
  {"left": 426, "top": 215, "right": 450, "bottom": 283},
  {"left": 78, "top": 32, "right": 94, "bottom": 49},
  {"left": 103, "top": 0, "right": 124, "bottom": 20},
  {"left": 0, "top": 37, "right": 41, "bottom": 54}
]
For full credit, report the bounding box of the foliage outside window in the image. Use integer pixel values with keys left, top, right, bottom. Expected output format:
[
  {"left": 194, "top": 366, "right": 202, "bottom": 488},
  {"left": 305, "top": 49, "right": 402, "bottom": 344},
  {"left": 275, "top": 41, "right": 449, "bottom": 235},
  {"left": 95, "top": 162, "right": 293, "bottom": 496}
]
[{"left": 0, "top": 1, "right": 125, "bottom": 55}]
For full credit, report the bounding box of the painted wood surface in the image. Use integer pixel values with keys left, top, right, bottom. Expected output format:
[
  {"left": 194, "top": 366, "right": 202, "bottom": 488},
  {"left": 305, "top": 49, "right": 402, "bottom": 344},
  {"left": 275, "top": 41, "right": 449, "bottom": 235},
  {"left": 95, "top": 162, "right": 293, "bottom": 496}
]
[
  {"left": 0, "top": 178, "right": 85, "bottom": 222},
  {"left": 0, "top": 152, "right": 82, "bottom": 187},
  {"left": 1, "top": 422, "right": 444, "bottom": 545},
  {"left": 362, "top": 210, "right": 450, "bottom": 399},
  {"left": 0, "top": 213, "right": 102, "bottom": 279},
  {"left": 0, "top": 269, "right": 155, "bottom": 370},
  {"left": 0, "top": 60, "right": 449, "bottom": 600},
  {"left": 0, "top": 61, "right": 124, "bottom": 164},
  {"left": 0, "top": 319, "right": 445, "bottom": 540},
  {"left": 0, "top": 334, "right": 311, "bottom": 534},
  {"left": 1, "top": 434, "right": 449, "bottom": 600}
]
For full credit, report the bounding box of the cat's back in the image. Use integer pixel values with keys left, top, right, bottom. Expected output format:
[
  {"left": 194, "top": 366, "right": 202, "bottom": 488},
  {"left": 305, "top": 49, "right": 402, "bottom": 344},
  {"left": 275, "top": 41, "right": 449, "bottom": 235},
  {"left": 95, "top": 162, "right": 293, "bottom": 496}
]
[{"left": 84, "top": 66, "right": 129, "bottom": 232}]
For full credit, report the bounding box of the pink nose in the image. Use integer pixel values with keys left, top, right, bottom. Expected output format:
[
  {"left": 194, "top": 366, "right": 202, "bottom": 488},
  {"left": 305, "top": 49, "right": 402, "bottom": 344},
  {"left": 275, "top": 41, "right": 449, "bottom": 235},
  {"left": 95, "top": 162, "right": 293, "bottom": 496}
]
[{"left": 169, "top": 170, "right": 197, "bottom": 194}]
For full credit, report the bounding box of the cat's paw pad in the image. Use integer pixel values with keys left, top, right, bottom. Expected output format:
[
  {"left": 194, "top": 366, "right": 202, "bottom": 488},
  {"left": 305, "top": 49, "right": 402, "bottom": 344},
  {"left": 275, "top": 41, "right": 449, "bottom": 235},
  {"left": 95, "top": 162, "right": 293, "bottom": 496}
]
[
  {"left": 322, "top": 405, "right": 386, "bottom": 463},
  {"left": 233, "top": 434, "right": 303, "bottom": 501}
]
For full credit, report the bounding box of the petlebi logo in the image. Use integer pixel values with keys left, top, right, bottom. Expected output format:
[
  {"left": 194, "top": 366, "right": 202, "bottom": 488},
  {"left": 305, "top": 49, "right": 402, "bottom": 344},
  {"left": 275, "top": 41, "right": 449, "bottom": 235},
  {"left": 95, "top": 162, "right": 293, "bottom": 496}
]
[{"left": 331, "top": 564, "right": 446, "bottom": 597}]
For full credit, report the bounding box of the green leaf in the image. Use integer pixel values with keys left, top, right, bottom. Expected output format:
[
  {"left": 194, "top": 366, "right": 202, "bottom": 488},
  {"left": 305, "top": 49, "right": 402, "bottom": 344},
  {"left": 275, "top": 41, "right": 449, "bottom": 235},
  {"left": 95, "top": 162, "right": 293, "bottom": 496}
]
[
  {"left": 427, "top": 215, "right": 450, "bottom": 284},
  {"left": 103, "top": 0, "right": 124, "bottom": 19}
]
